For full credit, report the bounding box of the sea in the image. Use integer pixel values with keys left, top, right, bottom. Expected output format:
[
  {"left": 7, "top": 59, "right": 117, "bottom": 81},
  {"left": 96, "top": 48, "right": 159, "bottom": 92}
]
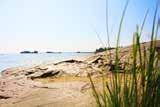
[{"left": 0, "top": 52, "right": 93, "bottom": 72}]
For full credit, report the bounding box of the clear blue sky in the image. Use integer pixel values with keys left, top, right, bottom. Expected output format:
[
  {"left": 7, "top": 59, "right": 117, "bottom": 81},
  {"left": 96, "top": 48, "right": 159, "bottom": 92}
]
[{"left": 0, "top": 0, "right": 158, "bottom": 53}]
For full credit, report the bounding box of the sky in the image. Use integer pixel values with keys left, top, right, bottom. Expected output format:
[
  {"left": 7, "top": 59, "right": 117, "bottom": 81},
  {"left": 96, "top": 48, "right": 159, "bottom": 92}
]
[{"left": 0, "top": 0, "right": 159, "bottom": 53}]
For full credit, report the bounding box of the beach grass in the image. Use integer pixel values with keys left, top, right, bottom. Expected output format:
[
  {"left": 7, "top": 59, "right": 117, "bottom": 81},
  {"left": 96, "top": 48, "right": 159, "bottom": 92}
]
[{"left": 89, "top": 0, "right": 160, "bottom": 107}]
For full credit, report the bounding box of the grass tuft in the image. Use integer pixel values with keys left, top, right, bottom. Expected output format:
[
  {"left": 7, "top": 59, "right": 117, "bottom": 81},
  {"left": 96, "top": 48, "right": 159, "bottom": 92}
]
[{"left": 89, "top": 0, "right": 160, "bottom": 107}]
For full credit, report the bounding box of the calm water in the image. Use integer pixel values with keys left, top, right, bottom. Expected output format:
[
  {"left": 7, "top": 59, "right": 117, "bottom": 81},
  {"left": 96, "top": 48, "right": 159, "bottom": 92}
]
[{"left": 0, "top": 53, "right": 93, "bottom": 72}]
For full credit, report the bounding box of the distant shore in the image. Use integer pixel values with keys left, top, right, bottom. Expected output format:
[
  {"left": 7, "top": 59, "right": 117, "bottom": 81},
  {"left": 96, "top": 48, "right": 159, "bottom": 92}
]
[{"left": 20, "top": 51, "right": 94, "bottom": 54}]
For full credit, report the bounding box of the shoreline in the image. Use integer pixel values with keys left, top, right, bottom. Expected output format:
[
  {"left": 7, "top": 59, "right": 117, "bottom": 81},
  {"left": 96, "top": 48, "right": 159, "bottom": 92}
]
[{"left": 0, "top": 53, "right": 93, "bottom": 74}]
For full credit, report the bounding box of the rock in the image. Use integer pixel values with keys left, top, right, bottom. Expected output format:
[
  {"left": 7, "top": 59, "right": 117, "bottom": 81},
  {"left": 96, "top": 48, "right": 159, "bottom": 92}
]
[
  {"left": 86, "top": 55, "right": 103, "bottom": 64},
  {"left": 29, "top": 70, "right": 64, "bottom": 80},
  {"left": 25, "top": 71, "right": 35, "bottom": 76},
  {"left": 0, "top": 95, "right": 11, "bottom": 100},
  {"left": 55, "top": 59, "right": 84, "bottom": 65},
  {"left": 35, "top": 66, "right": 48, "bottom": 70}
]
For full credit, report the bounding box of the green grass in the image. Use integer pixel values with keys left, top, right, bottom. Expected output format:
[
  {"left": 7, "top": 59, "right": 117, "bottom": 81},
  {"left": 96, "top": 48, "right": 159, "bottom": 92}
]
[{"left": 89, "top": 0, "right": 160, "bottom": 107}]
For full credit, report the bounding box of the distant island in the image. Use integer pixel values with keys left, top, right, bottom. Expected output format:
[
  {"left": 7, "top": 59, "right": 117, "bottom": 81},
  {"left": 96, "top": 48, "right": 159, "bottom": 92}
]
[
  {"left": 76, "top": 51, "right": 93, "bottom": 53},
  {"left": 46, "top": 51, "right": 62, "bottom": 54},
  {"left": 20, "top": 51, "right": 38, "bottom": 54},
  {"left": 95, "top": 47, "right": 115, "bottom": 53}
]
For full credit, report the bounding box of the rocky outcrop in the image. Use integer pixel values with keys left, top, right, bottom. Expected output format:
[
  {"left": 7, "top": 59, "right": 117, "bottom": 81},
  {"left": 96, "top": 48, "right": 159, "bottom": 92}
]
[
  {"left": 2, "top": 41, "right": 160, "bottom": 80},
  {"left": 1, "top": 58, "right": 104, "bottom": 79}
]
